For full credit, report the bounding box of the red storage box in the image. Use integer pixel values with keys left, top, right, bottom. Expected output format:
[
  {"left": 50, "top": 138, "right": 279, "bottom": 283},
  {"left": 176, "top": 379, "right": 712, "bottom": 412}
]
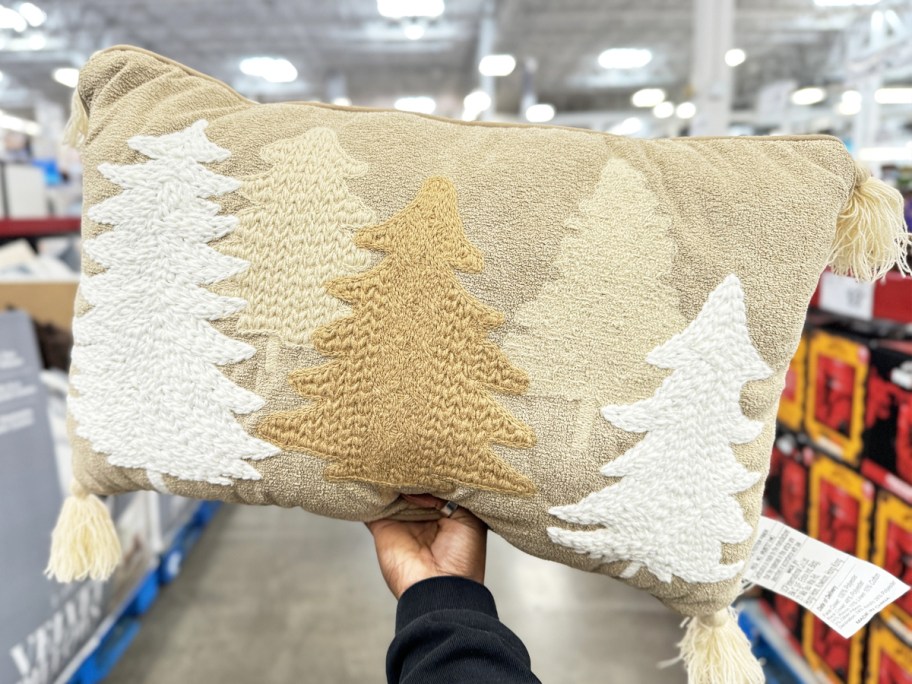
[
  {"left": 805, "top": 330, "right": 871, "bottom": 466},
  {"left": 865, "top": 341, "right": 912, "bottom": 486},
  {"left": 779, "top": 334, "right": 808, "bottom": 432},
  {"left": 865, "top": 618, "right": 912, "bottom": 684},
  {"left": 804, "top": 455, "right": 873, "bottom": 684},
  {"left": 872, "top": 489, "right": 912, "bottom": 631}
]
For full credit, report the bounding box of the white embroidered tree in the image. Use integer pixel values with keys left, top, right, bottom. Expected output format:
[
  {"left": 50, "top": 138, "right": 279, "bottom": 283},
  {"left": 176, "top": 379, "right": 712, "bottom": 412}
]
[
  {"left": 227, "top": 127, "right": 375, "bottom": 348},
  {"left": 502, "top": 159, "right": 682, "bottom": 452},
  {"left": 547, "top": 274, "right": 772, "bottom": 584},
  {"left": 70, "top": 120, "right": 278, "bottom": 487}
]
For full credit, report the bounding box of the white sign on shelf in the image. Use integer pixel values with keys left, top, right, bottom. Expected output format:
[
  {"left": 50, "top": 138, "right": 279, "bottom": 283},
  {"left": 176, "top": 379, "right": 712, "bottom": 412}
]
[{"left": 819, "top": 271, "right": 875, "bottom": 321}]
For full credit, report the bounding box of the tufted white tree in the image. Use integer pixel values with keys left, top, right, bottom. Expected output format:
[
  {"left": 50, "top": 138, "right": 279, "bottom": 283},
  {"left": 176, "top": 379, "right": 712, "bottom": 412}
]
[
  {"left": 70, "top": 120, "right": 278, "bottom": 489},
  {"left": 547, "top": 274, "right": 772, "bottom": 584}
]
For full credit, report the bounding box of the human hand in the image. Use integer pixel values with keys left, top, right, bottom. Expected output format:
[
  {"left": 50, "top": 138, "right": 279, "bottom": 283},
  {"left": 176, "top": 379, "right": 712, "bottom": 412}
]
[{"left": 366, "top": 495, "right": 487, "bottom": 599}]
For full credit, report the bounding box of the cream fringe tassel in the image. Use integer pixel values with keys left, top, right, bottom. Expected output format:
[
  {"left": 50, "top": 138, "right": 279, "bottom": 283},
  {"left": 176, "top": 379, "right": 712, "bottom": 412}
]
[
  {"left": 829, "top": 161, "right": 911, "bottom": 281},
  {"left": 664, "top": 607, "right": 765, "bottom": 684},
  {"left": 46, "top": 479, "right": 121, "bottom": 582}
]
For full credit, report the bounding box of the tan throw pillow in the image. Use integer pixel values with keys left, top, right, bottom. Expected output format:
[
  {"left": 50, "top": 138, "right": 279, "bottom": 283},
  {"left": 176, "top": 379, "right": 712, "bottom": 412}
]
[{"left": 47, "top": 45, "right": 910, "bottom": 683}]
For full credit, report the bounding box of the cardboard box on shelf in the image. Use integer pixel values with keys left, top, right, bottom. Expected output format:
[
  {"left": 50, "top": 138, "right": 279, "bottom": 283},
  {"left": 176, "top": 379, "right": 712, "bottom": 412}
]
[
  {"left": 871, "top": 489, "right": 912, "bottom": 631},
  {"left": 779, "top": 334, "right": 808, "bottom": 432},
  {"left": 803, "top": 454, "right": 874, "bottom": 684},
  {"left": 805, "top": 329, "right": 871, "bottom": 466},
  {"left": 0, "top": 310, "right": 97, "bottom": 684},
  {"left": 864, "top": 341, "right": 912, "bottom": 487},
  {"left": 865, "top": 618, "right": 912, "bottom": 684},
  {"left": 0, "top": 281, "right": 78, "bottom": 330}
]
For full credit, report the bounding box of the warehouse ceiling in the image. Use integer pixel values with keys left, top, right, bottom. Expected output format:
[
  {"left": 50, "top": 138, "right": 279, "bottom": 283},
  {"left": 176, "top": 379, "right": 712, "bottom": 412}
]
[{"left": 0, "top": 0, "right": 897, "bottom": 121}]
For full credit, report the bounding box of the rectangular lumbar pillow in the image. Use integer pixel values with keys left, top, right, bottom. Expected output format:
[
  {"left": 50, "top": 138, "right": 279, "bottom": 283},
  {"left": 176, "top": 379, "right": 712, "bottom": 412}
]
[{"left": 48, "top": 45, "right": 910, "bottom": 683}]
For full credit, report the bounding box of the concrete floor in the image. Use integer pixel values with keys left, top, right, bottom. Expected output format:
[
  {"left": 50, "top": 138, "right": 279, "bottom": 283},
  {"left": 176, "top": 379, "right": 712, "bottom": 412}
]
[{"left": 107, "top": 504, "right": 687, "bottom": 683}]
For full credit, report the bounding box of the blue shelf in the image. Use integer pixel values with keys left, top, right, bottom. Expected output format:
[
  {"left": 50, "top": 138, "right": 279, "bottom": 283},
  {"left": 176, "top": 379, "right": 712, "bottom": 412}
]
[
  {"left": 738, "top": 599, "right": 820, "bottom": 684},
  {"left": 57, "top": 501, "right": 222, "bottom": 684}
]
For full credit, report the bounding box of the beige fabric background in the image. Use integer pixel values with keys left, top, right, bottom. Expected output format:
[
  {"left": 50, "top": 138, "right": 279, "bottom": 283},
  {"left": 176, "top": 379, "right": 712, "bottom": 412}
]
[{"left": 70, "top": 46, "right": 857, "bottom": 616}]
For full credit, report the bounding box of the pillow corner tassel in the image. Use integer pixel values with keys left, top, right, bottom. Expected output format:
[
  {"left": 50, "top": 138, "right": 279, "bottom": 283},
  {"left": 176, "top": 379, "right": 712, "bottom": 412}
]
[
  {"left": 45, "top": 479, "right": 121, "bottom": 583},
  {"left": 828, "top": 160, "right": 912, "bottom": 282},
  {"left": 61, "top": 86, "right": 88, "bottom": 151},
  {"left": 675, "top": 607, "right": 764, "bottom": 684}
]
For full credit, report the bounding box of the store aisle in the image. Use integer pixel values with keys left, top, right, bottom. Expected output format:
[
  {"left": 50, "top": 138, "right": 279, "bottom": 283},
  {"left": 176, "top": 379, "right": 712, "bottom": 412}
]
[{"left": 107, "top": 504, "right": 686, "bottom": 684}]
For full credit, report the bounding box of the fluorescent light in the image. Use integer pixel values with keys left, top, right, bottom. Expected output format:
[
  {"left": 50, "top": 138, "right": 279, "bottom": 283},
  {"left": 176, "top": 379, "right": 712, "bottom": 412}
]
[
  {"left": 653, "top": 101, "right": 675, "bottom": 119},
  {"left": 609, "top": 117, "right": 643, "bottom": 136},
  {"left": 675, "top": 101, "right": 696, "bottom": 119},
  {"left": 0, "top": 113, "right": 39, "bottom": 135},
  {"left": 791, "top": 87, "right": 826, "bottom": 105},
  {"left": 463, "top": 89, "right": 491, "bottom": 114},
  {"left": 403, "top": 23, "right": 425, "bottom": 40},
  {"left": 875, "top": 88, "right": 912, "bottom": 104},
  {"left": 725, "top": 48, "right": 746, "bottom": 67},
  {"left": 53, "top": 67, "right": 78, "bottom": 88},
  {"left": 395, "top": 96, "right": 436, "bottom": 114},
  {"left": 240, "top": 56, "right": 297, "bottom": 83},
  {"left": 632, "top": 88, "right": 665, "bottom": 108},
  {"left": 858, "top": 145, "right": 912, "bottom": 162},
  {"left": 838, "top": 90, "right": 862, "bottom": 115},
  {"left": 814, "top": 0, "right": 879, "bottom": 5},
  {"left": 525, "top": 103, "right": 555, "bottom": 123},
  {"left": 479, "top": 54, "right": 516, "bottom": 77},
  {"left": 0, "top": 6, "right": 27, "bottom": 31},
  {"left": 332, "top": 97, "right": 351, "bottom": 106},
  {"left": 18, "top": 2, "right": 45, "bottom": 26},
  {"left": 378, "top": 0, "right": 444, "bottom": 18},
  {"left": 598, "top": 48, "right": 652, "bottom": 70}
]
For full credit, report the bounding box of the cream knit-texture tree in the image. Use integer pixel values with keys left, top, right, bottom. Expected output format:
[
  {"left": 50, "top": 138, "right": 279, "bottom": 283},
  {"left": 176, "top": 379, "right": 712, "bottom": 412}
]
[
  {"left": 227, "top": 127, "right": 375, "bottom": 347},
  {"left": 70, "top": 120, "right": 278, "bottom": 488},
  {"left": 503, "top": 158, "right": 681, "bottom": 452},
  {"left": 548, "top": 274, "right": 772, "bottom": 584}
]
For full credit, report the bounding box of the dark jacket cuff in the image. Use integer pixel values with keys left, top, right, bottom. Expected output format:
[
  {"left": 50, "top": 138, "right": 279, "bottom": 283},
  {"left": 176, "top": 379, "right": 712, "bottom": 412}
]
[{"left": 396, "top": 576, "right": 498, "bottom": 633}]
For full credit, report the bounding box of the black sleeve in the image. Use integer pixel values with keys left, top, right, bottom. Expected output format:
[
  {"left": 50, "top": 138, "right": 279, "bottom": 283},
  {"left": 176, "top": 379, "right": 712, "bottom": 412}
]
[{"left": 387, "top": 576, "right": 542, "bottom": 684}]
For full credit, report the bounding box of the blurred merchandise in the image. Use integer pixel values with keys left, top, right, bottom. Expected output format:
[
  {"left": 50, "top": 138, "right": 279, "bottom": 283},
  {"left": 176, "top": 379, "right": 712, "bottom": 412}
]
[
  {"left": 779, "top": 334, "right": 807, "bottom": 432},
  {"left": 866, "top": 619, "right": 912, "bottom": 684},
  {"left": 872, "top": 489, "right": 912, "bottom": 632},
  {"left": 806, "top": 329, "right": 872, "bottom": 465},
  {"left": 865, "top": 342, "right": 912, "bottom": 486}
]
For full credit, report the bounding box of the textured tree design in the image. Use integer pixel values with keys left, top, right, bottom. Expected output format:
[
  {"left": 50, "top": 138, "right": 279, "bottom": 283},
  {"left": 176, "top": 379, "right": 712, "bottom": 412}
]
[
  {"left": 257, "top": 176, "right": 536, "bottom": 495},
  {"left": 227, "top": 127, "right": 375, "bottom": 347},
  {"left": 548, "top": 275, "right": 771, "bottom": 584},
  {"left": 502, "top": 158, "right": 682, "bottom": 453},
  {"left": 70, "top": 120, "right": 278, "bottom": 487}
]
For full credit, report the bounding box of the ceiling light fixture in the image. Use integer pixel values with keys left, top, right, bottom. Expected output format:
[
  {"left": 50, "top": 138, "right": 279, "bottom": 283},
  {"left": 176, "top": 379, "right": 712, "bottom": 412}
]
[
  {"left": 18, "top": 2, "right": 44, "bottom": 26},
  {"left": 462, "top": 90, "right": 491, "bottom": 121},
  {"left": 377, "top": 0, "right": 444, "bottom": 19},
  {"left": 403, "top": 23, "right": 425, "bottom": 40},
  {"left": 525, "top": 103, "right": 555, "bottom": 123},
  {"left": 239, "top": 56, "right": 298, "bottom": 83},
  {"left": 653, "top": 101, "right": 675, "bottom": 119},
  {"left": 838, "top": 89, "right": 862, "bottom": 115},
  {"left": 479, "top": 54, "right": 516, "bottom": 77},
  {"left": 598, "top": 48, "right": 652, "bottom": 70},
  {"left": 632, "top": 88, "right": 666, "bottom": 108},
  {"left": 813, "top": 0, "right": 879, "bottom": 6},
  {"left": 725, "top": 48, "right": 746, "bottom": 67},
  {"left": 53, "top": 66, "right": 78, "bottom": 88},
  {"left": 0, "top": 6, "right": 27, "bottom": 31},
  {"left": 791, "top": 87, "right": 826, "bottom": 105},
  {"left": 609, "top": 117, "right": 643, "bottom": 136},
  {"left": 675, "top": 101, "right": 697, "bottom": 119},
  {"left": 875, "top": 87, "right": 912, "bottom": 104},
  {"left": 394, "top": 96, "right": 436, "bottom": 114},
  {"left": 332, "top": 97, "right": 352, "bottom": 106}
]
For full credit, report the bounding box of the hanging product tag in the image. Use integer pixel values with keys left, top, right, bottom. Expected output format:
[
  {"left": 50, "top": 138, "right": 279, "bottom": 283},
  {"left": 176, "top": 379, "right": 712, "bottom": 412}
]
[{"left": 744, "top": 517, "right": 909, "bottom": 638}]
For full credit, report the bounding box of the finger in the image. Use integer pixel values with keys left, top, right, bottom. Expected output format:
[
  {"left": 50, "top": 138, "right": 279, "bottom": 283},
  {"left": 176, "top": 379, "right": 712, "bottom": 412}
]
[{"left": 402, "top": 493, "right": 446, "bottom": 509}]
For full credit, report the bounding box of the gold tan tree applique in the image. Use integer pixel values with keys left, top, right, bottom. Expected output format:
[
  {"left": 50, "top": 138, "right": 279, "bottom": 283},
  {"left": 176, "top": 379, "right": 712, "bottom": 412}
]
[{"left": 257, "top": 176, "right": 537, "bottom": 496}]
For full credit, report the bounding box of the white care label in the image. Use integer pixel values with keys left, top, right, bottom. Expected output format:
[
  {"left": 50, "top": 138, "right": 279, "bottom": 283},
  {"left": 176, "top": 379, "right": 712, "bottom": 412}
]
[
  {"left": 744, "top": 517, "right": 909, "bottom": 638},
  {"left": 819, "top": 271, "right": 875, "bottom": 320}
]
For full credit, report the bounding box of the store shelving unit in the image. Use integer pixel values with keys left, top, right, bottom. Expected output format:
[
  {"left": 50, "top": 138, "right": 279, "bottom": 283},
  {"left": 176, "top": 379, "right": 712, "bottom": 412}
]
[
  {"left": 0, "top": 217, "right": 80, "bottom": 238},
  {"left": 739, "top": 600, "right": 824, "bottom": 684},
  {"left": 52, "top": 501, "right": 222, "bottom": 684}
]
